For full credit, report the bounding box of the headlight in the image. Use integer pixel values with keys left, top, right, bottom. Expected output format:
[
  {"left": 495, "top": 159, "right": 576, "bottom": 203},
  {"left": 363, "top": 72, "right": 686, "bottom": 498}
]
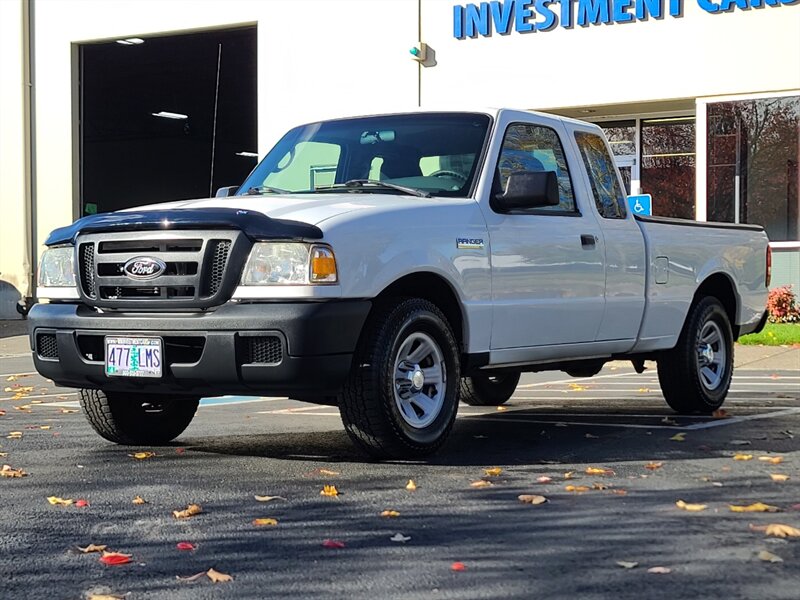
[
  {"left": 38, "top": 247, "right": 77, "bottom": 287},
  {"left": 240, "top": 243, "right": 338, "bottom": 285}
]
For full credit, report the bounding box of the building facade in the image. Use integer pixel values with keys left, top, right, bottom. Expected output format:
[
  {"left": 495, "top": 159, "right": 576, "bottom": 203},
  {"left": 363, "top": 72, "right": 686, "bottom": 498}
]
[{"left": 1, "top": 0, "right": 798, "bottom": 317}]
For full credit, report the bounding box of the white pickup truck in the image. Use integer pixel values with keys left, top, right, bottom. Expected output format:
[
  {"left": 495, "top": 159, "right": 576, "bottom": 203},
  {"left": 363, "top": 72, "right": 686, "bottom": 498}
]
[{"left": 30, "top": 109, "right": 770, "bottom": 458}]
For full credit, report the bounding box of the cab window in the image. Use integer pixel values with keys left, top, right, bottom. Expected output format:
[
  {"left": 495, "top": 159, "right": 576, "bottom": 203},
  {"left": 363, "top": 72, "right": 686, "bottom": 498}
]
[{"left": 574, "top": 131, "right": 628, "bottom": 219}]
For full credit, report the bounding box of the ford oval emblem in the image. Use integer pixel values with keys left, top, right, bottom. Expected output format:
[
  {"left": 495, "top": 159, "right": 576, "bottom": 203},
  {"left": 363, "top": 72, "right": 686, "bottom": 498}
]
[{"left": 123, "top": 256, "right": 167, "bottom": 280}]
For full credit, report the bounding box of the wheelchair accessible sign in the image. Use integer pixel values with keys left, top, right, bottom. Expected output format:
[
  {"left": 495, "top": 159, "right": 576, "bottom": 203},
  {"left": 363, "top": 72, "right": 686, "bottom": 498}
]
[{"left": 627, "top": 194, "right": 652, "bottom": 216}]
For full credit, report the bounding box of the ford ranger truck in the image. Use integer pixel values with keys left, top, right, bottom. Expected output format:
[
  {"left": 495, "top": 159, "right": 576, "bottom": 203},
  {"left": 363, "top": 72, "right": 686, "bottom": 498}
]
[{"left": 29, "top": 109, "right": 770, "bottom": 459}]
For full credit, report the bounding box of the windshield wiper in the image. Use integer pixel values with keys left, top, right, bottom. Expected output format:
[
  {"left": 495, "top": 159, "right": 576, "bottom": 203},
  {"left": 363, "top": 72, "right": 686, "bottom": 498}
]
[
  {"left": 246, "top": 185, "right": 290, "bottom": 195},
  {"left": 342, "top": 179, "right": 431, "bottom": 198}
]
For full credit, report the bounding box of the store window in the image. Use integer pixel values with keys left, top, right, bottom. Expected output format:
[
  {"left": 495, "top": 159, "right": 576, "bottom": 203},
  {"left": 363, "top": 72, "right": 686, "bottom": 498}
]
[
  {"left": 707, "top": 96, "right": 800, "bottom": 242},
  {"left": 599, "top": 120, "right": 636, "bottom": 194},
  {"left": 641, "top": 117, "right": 696, "bottom": 220}
]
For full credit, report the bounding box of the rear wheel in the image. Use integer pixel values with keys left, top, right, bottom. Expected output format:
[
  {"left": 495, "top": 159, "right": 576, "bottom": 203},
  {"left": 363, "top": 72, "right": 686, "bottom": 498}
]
[
  {"left": 338, "top": 298, "right": 460, "bottom": 459},
  {"left": 459, "top": 372, "right": 520, "bottom": 406},
  {"left": 657, "top": 297, "right": 733, "bottom": 414},
  {"left": 79, "top": 389, "right": 199, "bottom": 444}
]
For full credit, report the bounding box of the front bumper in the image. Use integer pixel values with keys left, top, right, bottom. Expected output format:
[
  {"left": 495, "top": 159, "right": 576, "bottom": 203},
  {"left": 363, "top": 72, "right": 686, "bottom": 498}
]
[{"left": 28, "top": 300, "right": 371, "bottom": 397}]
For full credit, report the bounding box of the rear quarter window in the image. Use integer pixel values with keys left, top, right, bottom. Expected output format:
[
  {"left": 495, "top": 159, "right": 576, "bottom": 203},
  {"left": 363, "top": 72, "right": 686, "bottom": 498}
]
[{"left": 574, "top": 131, "right": 628, "bottom": 219}]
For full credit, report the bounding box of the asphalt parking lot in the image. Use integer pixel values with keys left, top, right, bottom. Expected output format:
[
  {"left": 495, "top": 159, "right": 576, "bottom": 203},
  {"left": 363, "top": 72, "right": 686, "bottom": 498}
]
[{"left": 1, "top": 332, "right": 798, "bottom": 600}]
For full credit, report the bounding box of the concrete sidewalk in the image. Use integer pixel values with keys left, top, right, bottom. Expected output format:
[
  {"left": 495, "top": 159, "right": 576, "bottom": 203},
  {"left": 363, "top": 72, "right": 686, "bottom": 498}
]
[{"left": 1, "top": 318, "right": 798, "bottom": 370}]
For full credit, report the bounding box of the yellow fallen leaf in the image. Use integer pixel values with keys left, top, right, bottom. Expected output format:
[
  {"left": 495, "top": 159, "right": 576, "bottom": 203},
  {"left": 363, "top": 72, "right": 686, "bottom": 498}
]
[
  {"left": 568, "top": 383, "right": 588, "bottom": 391},
  {"left": 405, "top": 479, "right": 417, "bottom": 491},
  {"left": 132, "top": 496, "right": 147, "bottom": 505},
  {"left": 676, "top": 500, "right": 707, "bottom": 512},
  {"left": 670, "top": 433, "right": 686, "bottom": 442},
  {"left": 645, "top": 462, "right": 663, "bottom": 470},
  {"left": 206, "top": 568, "right": 233, "bottom": 583},
  {"left": 563, "top": 471, "right": 575, "bottom": 480},
  {"left": 14, "top": 405, "right": 32, "bottom": 411},
  {"left": 0, "top": 464, "right": 27, "bottom": 478},
  {"left": 758, "top": 550, "right": 784, "bottom": 563},
  {"left": 518, "top": 494, "right": 548, "bottom": 505},
  {"left": 252, "top": 518, "right": 278, "bottom": 526},
  {"left": 496, "top": 406, "right": 508, "bottom": 411},
  {"left": 88, "top": 594, "right": 126, "bottom": 600},
  {"left": 77, "top": 543, "right": 107, "bottom": 553},
  {"left": 586, "top": 467, "right": 615, "bottom": 476},
  {"left": 729, "top": 502, "right": 780, "bottom": 513},
  {"left": 129, "top": 452, "right": 155, "bottom": 460},
  {"left": 765, "top": 524, "right": 800, "bottom": 538},
  {"left": 565, "top": 485, "right": 590, "bottom": 493},
  {"left": 60, "top": 408, "right": 78, "bottom": 414},
  {"left": 770, "top": 474, "right": 790, "bottom": 482},
  {"left": 758, "top": 456, "right": 784, "bottom": 465},
  {"left": 638, "top": 387, "right": 651, "bottom": 393},
  {"left": 733, "top": 454, "right": 753, "bottom": 461},
  {"left": 320, "top": 484, "right": 339, "bottom": 497},
  {"left": 254, "top": 495, "right": 286, "bottom": 502},
  {"left": 173, "top": 503, "right": 202, "bottom": 519},
  {"left": 592, "top": 482, "right": 608, "bottom": 490},
  {"left": 7, "top": 432, "right": 22, "bottom": 439},
  {"left": 484, "top": 467, "right": 503, "bottom": 477},
  {"left": 469, "top": 480, "right": 493, "bottom": 488},
  {"left": 318, "top": 469, "right": 340, "bottom": 476},
  {"left": 38, "top": 425, "right": 51, "bottom": 430},
  {"left": 47, "top": 496, "right": 73, "bottom": 506},
  {"left": 381, "top": 510, "right": 401, "bottom": 518}
]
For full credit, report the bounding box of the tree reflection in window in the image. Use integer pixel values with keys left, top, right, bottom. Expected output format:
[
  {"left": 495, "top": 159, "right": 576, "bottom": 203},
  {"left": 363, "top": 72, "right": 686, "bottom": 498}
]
[{"left": 574, "top": 131, "right": 627, "bottom": 219}]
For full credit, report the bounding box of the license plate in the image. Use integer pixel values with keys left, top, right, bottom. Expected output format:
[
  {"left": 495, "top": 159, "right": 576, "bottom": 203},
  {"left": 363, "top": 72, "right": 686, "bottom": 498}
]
[{"left": 105, "top": 336, "right": 163, "bottom": 378}]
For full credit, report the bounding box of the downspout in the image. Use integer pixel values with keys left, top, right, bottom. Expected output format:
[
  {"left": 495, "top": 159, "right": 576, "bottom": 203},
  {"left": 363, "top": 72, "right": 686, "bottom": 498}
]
[{"left": 19, "top": 0, "right": 36, "bottom": 315}]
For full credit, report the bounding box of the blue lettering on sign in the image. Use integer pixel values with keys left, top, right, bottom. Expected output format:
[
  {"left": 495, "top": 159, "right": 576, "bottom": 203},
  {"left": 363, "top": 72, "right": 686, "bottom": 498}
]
[{"left": 452, "top": 0, "right": 796, "bottom": 37}]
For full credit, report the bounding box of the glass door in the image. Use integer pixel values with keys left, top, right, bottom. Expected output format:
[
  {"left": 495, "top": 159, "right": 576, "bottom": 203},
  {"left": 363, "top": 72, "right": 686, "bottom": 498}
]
[{"left": 598, "top": 120, "right": 639, "bottom": 194}]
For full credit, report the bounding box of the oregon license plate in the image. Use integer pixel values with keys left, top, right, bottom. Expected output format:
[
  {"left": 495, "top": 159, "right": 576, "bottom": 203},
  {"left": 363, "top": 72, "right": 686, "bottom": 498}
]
[{"left": 105, "top": 336, "right": 163, "bottom": 378}]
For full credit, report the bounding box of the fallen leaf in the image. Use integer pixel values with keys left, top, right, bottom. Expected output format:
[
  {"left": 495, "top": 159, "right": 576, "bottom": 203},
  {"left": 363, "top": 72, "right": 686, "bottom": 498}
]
[
  {"left": 320, "top": 485, "right": 339, "bottom": 497},
  {"left": 59, "top": 408, "right": 78, "bottom": 414},
  {"left": 484, "top": 467, "right": 503, "bottom": 477},
  {"left": 75, "top": 499, "right": 89, "bottom": 508},
  {"left": 206, "top": 568, "right": 233, "bottom": 583},
  {"left": 712, "top": 409, "right": 729, "bottom": 418},
  {"left": 638, "top": 387, "right": 651, "bottom": 393},
  {"left": 173, "top": 503, "right": 203, "bottom": 519},
  {"left": 322, "top": 539, "right": 345, "bottom": 549},
  {"left": 729, "top": 502, "right": 780, "bottom": 513},
  {"left": 752, "top": 524, "right": 800, "bottom": 538},
  {"left": 77, "top": 544, "right": 107, "bottom": 553},
  {"left": 676, "top": 500, "right": 707, "bottom": 512},
  {"left": 405, "top": 479, "right": 417, "bottom": 491},
  {"left": 1, "top": 464, "right": 27, "bottom": 478},
  {"left": 733, "top": 454, "right": 754, "bottom": 461},
  {"left": 616, "top": 561, "right": 638, "bottom": 569},
  {"left": 176, "top": 542, "right": 196, "bottom": 551},
  {"left": 758, "top": 456, "right": 784, "bottom": 465},
  {"left": 611, "top": 489, "right": 628, "bottom": 496},
  {"left": 451, "top": 562, "right": 467, "bottom": 572},
  {"left": 670, "top": 433, "right": 686, "bottom": 442},
  {"left": 565, "top": 485, "right": 590, "bottom": 493},
  {"left": 536, "top": 476, "right": 553, "bottom": 484},
  {"left": 132, "top": 496, "right": 147, "bottom": 505},
  {"left": 47, "top": 496, "right": 73, "bottom": 506},
  {"left": 38, "top": 425, "right": 51, "bottom": 430},
  {"left": 390, "top": 533, "right": 411, "bottom": 543},
  {"left": 254, "top": 495, "right": 286, "bottom": 502},
  {"left": 129, "top": 452, "right": 155, "bottom": 460},
  {"left": 568, "top": 383, "right": 588, "bottom": 391},
  {"left": 7, "top": 432, "right": 22, "bottom": 439},
  {"left": 585, "top": 433, "right": 599, "bottom": 439},
  {"left": 100, "top": 552, "right": 132, "bottom": 566},
  {"left": 770, "top": 474, "right": 790, "bottom": 482},
  {"left": 252, "top": 518, "right": 278, "bottom": 526},
  {"left": 176, "top": 571, "right": 207, "bottom": 582},
  {"left": 318, "top": 469, "right": 340, "bottom": 476},
  {"left": 592, "top": 482, "right": 609, "bottom": 490},
  {"left": 0, "top": 410, "right": 4, "bottom": 416},
  {"left": 496, "top": 406, "right": 508, "bottom": 412},
  {"left": 381, "top": 510, "right": 401, "bottom": 518},
  {"left": 87, "top": 594, "right": 126, "bottom": 600},
  {"left": 661, "top": 416, "right": 678, "bottom": 425},
  {"left": 586, "top": 467, "right": 615, "bottom": 476},
  {"left": 647, "top": 566, "right": 671, "bottom": 574},
  {"left": 518, "top": 494, "right": 548, "bottom": 505},
  {"left": 645, "top": 462, "right": 663, "bottom": 471},
  {"left": 14, "top": 405, "right": 32, "bottom": 411},
  {"left": 563, "top": 471, "right": 575, "bottom": 480},
  {"left": 469, "top": 480, "right": 493, "bottom": 488},
  {"left": 758, "top": 550, "right": 784, "bottom": 563}
]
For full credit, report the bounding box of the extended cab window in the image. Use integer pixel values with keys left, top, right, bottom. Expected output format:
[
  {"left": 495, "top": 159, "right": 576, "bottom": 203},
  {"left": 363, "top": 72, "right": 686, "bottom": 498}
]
[
  {"left": 574, "top": 131, "right": 628, "bottom": 219},
  {"left": 494, "top": 124, "right": 577, "bottom": 213}
]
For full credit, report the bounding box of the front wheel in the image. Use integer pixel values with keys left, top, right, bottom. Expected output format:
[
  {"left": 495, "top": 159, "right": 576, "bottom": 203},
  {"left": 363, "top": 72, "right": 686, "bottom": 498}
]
[
  {"left": 460, "top": 372, "right": 520, "bottom": 406},
  {"left": 79, "top": 389, "right": 199, "bottom": 444},
  {"left": 657, "top": 297, "right": 734, "bottom": 414},
  {"left": 338, "top": 298, "right": 460, "bottom": 459}
]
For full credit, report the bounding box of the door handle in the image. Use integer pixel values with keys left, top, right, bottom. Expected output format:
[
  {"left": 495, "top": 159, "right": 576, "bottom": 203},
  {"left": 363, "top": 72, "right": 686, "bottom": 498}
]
[{"left": 580, "top": 234, "right": 597, "bottom": 248}]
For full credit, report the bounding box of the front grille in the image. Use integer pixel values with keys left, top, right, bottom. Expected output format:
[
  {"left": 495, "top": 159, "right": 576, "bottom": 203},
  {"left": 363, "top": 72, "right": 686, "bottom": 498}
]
[
  {"left": 76, "top": 231, "right": 245, "bottom": 309},
  {"left": 36, "top": 333, "right": 59, "bottom": 359},
  {"left": 240, "top": 336, "right": 283, "bottom": 365}
]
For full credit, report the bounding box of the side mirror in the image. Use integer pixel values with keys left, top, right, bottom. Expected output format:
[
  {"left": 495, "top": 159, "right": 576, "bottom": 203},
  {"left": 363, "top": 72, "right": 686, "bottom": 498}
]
[
  {"left": 215, "top": 186, "right": 238, "bottom": 198},
  {"left": 493, "top": 171, "right": 560, "bottom": 212}
]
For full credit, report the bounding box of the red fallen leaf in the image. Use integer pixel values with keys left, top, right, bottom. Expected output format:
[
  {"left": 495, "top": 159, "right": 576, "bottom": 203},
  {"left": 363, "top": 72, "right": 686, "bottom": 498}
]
[
  {"left": 99, "top": 552, "right": 132, "bottom": 566},
  {"left": 451, "top": 562, "right": 467, "bottom": 572},
  {"left": 75, "top": 499, "right": 89, "bottom": 508},
  {"left": 175, "top": 448, "right": 185, "bottom": 454},
  {"left": 322, "top": 539, "right": 345, "bottom": 549},
  {"left": 176, "top": 542, "right": 196, "bottom": 551}
]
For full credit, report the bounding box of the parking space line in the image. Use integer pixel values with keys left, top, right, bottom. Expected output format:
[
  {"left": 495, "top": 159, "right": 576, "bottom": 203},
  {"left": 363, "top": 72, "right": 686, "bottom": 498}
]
[{"left": 682, "top": 407, "right": 800, "bottom": 430}]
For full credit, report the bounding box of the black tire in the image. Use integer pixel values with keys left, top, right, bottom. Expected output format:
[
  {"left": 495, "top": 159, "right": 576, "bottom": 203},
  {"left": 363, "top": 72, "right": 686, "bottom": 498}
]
[
  {"left": 79, "top": 389, "right": 199, "bottom": 445},
  {"left": 459, "top": 372, "right": 520, "bottom": 406},
  {"left": 338, "top": 298, "right": 460, "bottom": 459},
  {"left": 657, "top": 297, "right": 734, "bottom": 414}
]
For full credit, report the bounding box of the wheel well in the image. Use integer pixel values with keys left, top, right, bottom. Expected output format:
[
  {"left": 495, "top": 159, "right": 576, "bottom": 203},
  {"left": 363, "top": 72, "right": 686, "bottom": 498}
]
[
  {"left": 694, "top": 273, "right": 738, "bottom": 338},
  {"left": 375, "top": 273, "right": 465, "bottom": 348}
]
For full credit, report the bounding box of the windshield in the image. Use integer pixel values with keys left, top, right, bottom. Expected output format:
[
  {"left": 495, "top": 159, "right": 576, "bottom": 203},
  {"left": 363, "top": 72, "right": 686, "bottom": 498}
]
[{"left": 237, "top": 113, "right": 491, "bottom": 197}]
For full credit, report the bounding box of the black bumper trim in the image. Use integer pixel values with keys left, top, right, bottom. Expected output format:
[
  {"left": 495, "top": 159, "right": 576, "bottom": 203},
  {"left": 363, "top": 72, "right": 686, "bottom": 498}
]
[{"left": 28, "top": 300, "right": 371, "bottom": 396}]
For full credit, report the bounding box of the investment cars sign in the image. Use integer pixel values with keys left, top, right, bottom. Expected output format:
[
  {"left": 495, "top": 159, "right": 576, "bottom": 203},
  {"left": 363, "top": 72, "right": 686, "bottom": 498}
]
[{"left": 453, "top": 0, "right": 798, "bottom": 37}]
